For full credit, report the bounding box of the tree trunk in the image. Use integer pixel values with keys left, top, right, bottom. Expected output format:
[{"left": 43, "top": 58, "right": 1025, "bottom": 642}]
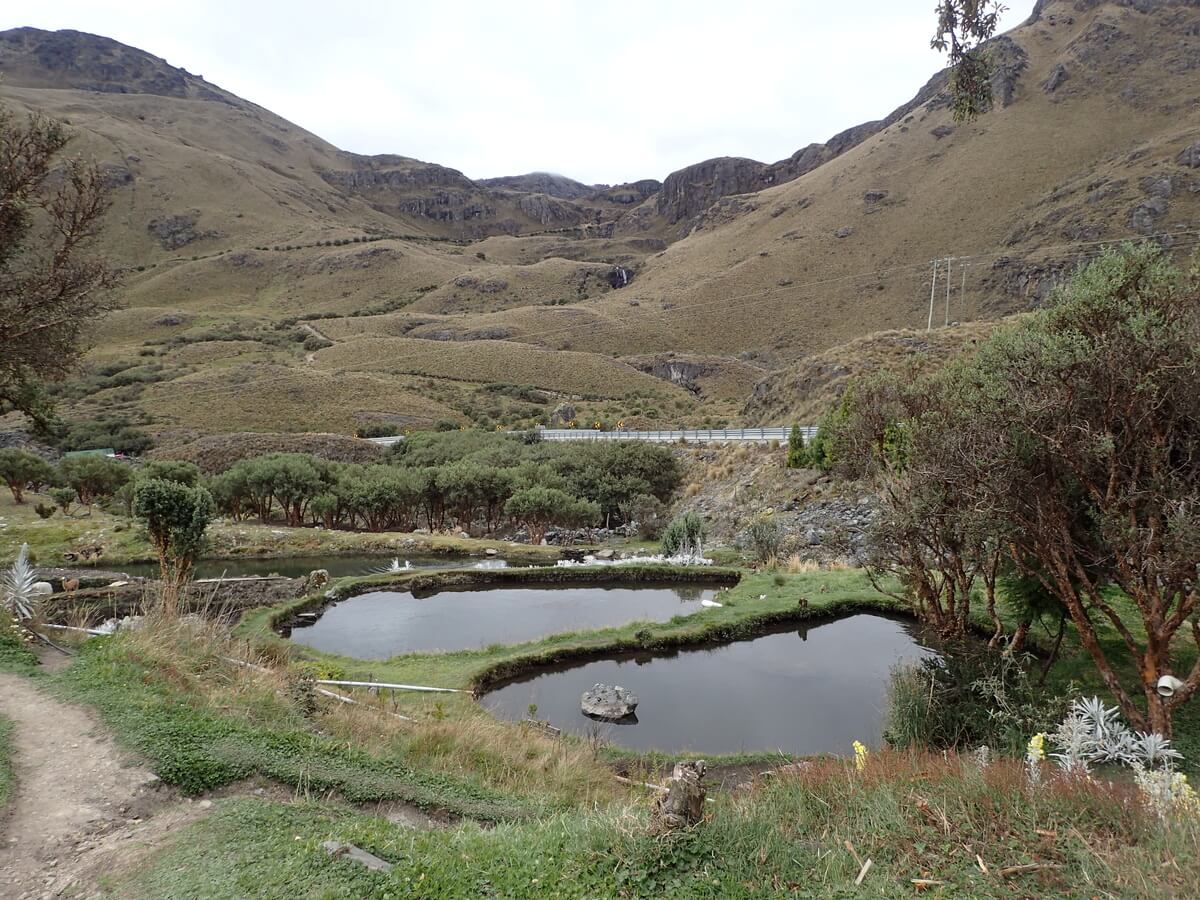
[
  {"left": 1038, "top": 614, "right": 1067, "bottom": 685},
  {"left": 1007, "top": 620, "right": 1030, "bottom": 656},
  {"left": 650, "top": 761, "right": 707, "bottom": 833}
]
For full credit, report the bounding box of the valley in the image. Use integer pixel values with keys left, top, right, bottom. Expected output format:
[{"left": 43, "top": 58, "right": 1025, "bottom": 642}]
[{"left": 2, "top": 1, "right": 1200, "bottom": 897}]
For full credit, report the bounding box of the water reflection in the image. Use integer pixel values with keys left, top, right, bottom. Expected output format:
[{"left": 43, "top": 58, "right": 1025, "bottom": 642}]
[
  {"left": 289, "top": 583, "right": 721, "bottom": 658},
  {"left": 481, "top": 614, "right": 941, "bottom": 755}
]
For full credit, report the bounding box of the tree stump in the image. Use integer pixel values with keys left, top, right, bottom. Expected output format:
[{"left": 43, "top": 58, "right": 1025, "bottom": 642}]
[{"left": 650, "top": 760, "right": 707, "bottom": 832}]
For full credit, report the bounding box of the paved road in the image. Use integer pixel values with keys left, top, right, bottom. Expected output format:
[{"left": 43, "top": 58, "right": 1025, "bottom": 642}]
[{"left": 368, "top": 426, "right": 815, "bottom": 447}]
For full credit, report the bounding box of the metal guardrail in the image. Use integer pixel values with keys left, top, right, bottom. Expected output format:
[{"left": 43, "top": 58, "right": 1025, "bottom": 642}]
[{"left": 368, "top": 426, "right": 815, "bottom": 446}]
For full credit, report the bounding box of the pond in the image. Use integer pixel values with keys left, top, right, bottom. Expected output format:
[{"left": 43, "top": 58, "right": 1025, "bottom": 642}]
[
  {"left": 480, "top": 614, "right": 941, "bottom": 755},
  {"left": 287, "top": 582, "right": 721, "bottom": 658},
  {"left": 111, "top": 554, "right": 508, "bottom": 581}
]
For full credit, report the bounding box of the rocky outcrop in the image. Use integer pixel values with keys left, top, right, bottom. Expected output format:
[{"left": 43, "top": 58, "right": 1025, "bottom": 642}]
[
  {"left": 657, "top": 157, "right": 773, "bottom": 225},
  {"left": 593, "top": 179, "right": 662, "bottom": 205},
  {"left": 0, "top": 27, "right": 234, "bottom": 102},
  {"left": 479, "top": 172, "right": 594, "bottom": 199},
  {"left": 1179, "top": 142, "right": 1200, "bottom": 169},
  {"left": 653, "top": 34, "right": 1026, "bottom": 232},
  {"left": 581, "top": 684, "right": 638, "bottom": 720},
  {"left": 1044, "top": 63, "right": 1070, "bottom": 92},
  {"left": 146, "top": 211, "right": 218, "bottom": 250}
]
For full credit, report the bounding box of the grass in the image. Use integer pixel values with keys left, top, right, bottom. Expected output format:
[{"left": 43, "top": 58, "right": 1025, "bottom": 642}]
[
  {"left": 110, "top": 751, "right": 1200, "bottom": 898},
  {"left": 312, "top": 336, "right": 690, "bottom": 401},
  {"left": 0, "top": 713, "right": 13, "bottom": 809},
  {"left": 13, "top": 561, "right": 1200, "bottom": 896},
  {"left": 0, "top": 611, "right": 45, "bottom": 676},
  {"left": 52, "top": 615, "right": 613, "bottom": 821}
]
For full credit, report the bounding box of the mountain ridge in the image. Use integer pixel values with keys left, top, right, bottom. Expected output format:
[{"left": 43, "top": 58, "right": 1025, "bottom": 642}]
[{"left": 1, "top": 0, "right": 1197, "bottom": 440}]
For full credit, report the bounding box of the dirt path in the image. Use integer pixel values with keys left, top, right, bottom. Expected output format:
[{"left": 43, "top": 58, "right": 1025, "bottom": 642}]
[
  {"left": 0, "top": 659, "right": 439, "bottom": 896},
  {"left": 0, "top": 671, "right": 188, "bottom": 898}
]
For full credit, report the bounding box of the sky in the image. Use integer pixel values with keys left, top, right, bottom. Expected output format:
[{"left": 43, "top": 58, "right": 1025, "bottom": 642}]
[{"left": 4, "top": 0, "right": 1036, "bottom": 185}]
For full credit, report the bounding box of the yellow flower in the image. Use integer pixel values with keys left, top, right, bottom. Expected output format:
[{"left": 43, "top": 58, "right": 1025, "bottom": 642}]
[
  {"left": 1026, "top": 733, "right": 1046, "bottom": 761},
  {"left": 853, "top": 740, "right": 869, "bottom": 771}
]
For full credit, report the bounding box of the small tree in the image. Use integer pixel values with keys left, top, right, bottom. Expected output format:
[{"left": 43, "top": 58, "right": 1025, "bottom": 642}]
[
  {"left": 931, "top": 1, "right": 1007, "bottom": 122},
  {"left": 786, "top": 425, "right": 806, "bottom": 469},
  {"left": 0, "top": 103, "right": 117, "bottom": 425},
  {"left": 59, "top": 455, "right": 130, "bottom": 507},
  {"left": 942, "top": 246, "right": 1200, "bottom": 735},
  {"left": 0, "top": 449, "right": 56, "bottom": 503},
  {"left": 504, "top": 486, "right": 598, "bottom": 545},
  {"left": 49, "top": 486, "right": 76, "bottom": 516},
  {"left": 133, "top": 478, "right": 215, "bottom": 617}
]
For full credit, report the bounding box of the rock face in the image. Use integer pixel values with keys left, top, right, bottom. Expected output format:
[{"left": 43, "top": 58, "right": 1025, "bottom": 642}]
[
  {"left": 1044, "top": 62, "right": 1070, "bottom": 93},
  {"left": 479, "top": 172, "right": 594, "bottom": 200},
  {"left": 657, "top": 157, "right": 773, "bottom": 225},
  {"left": 1179, "top": 142, "right": 1200, "bottom": 169},
  {"left": 581, "top": 683, "right": 638, "bottom": 720},
  {"left": 0, "top": 27, "right": 234, "bottom": 102},
  {"left": 146, "top": 211, "right": 218, "bottom": 249}
]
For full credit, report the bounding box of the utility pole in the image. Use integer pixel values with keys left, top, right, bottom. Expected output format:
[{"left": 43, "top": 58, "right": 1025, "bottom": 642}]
[
  {"left": 927, "top": 259, "right": 938, "bottom": 331},
  {"left": 944, "top": 256, "right": 954, "bottom": 327},
  {"left": 958, "top": 261, "right": 967, "bottom": 325}
]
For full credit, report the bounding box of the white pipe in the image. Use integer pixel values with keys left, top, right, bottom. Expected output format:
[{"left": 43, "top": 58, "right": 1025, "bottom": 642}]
[
  {"left": 316, "top": 686, "right": 414, "bottom": 721},
  {"left": 221, "top": 657, "right": 417, "bottom": 722},
  {"left": 40, "top": 623, "right": 107, "bottom": 635},
  {"left": 315, "top": 679, "right": 465, "bottom": 693}
]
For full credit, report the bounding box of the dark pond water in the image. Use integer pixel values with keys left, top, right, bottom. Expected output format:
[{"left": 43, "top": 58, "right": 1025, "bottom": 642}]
[
  {"left": 481, "top": 614, "right": 941, "bottom": 755},
  {"left": 288, "top": 583, "right": 720, "bottom": 658},
  {"left": 112, "top": 555, "right": 506, "bottom": 580}
]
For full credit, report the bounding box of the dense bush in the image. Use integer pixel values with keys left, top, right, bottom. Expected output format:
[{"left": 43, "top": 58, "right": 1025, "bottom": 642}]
[
  {"left": 746, "top": 514, "right": 783, "bottom": 564},
  {"left": 834, "top": 246, "right": 1200, "bottom": 736},
  {"left": 42, "top": 415, "right": 154, "bottom": 455},
  {"left": 885, "top": 647, "right": 1067, "bottom": 756},
  {"left": 59, "top": 455, "right": 131, "bottom": 506},
  {"left": 201, "top": 431, "right": 682, "bottom": 540}
]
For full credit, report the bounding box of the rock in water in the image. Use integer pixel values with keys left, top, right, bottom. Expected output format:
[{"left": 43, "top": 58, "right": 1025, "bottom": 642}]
[{"left": 581, "top": 683, "right": 638, "bottom": 720}]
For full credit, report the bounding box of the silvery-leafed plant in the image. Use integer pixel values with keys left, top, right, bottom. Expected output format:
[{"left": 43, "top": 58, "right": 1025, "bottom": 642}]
[
  {"left": 2, "top": 543, "right": 38, "bottom": 620},
  {"left": 1050, "top": 696, "right": 1182, "bottom": 774}
]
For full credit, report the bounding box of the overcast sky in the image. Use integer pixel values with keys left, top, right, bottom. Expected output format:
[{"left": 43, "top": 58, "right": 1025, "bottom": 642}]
[{"left": 5, "top": 0, "right": 1035, "bottom": 184}]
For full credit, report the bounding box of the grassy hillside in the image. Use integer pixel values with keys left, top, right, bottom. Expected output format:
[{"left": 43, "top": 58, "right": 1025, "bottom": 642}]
[
  {"left": 743, "top": 320, "right": 1007, "bottom": 424},
  {"left": 4, "top": 1, "right": 1198, "bottom": 439}
]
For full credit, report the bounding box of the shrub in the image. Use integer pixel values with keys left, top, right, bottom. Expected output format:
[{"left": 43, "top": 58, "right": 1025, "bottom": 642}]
[
  {"left": 33, "top": 502, "right": 55, "bottom": 519},
  {"left": 49, "top": 486, "right": 76, "bottom": 515},
  {"left": 134, "top": 479, "right": 215, "bottom": 616},
  {"left": 661, "top": 512, "right": 704, "bottom": 557},
  {"left": 885, "top": 648, "right": 1066, "bottom": 756},
  {"left": 628, "top": 494, "right": 667, "bottom": 540},
  {"left": 355, "top": 423, "right": 400, "bottom": 438},
  {"left": 746, "top": 515, "right": 784, "bottom": 564}
]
